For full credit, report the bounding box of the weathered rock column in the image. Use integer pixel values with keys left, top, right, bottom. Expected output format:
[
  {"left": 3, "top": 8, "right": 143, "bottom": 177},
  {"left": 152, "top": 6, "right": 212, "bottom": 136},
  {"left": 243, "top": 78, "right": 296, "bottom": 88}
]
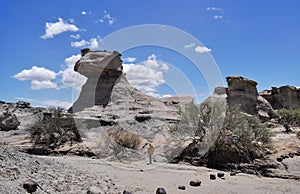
[{"left": 71, "top": 49, "right": 123, "bottom": 112}]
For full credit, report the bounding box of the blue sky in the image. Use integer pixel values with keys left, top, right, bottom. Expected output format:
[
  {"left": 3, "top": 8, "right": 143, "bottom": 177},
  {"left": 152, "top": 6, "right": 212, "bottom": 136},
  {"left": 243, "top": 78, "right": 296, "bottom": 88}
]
[{"left": 1, "top": 0, "right": 300, "bottom": 108}]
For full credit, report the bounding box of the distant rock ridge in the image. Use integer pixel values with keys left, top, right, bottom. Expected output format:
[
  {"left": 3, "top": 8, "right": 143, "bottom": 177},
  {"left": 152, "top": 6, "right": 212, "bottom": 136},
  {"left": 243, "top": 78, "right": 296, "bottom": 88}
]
[{"left": 260, "top": 85, "right": 300, "bottom": 110}]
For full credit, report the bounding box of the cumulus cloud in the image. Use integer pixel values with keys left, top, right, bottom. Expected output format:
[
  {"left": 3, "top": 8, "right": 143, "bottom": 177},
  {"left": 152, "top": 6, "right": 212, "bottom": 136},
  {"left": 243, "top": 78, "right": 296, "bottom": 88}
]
[
  {"left": 195, "top": 46, "right": 212, "bottom": 54},
  {"left": 184, "top": 43, "right": 212, "bottom": 54},
  {"left": 123, "top": 54, "right": 169, "bottom": 93},
  {"left": 13, "top": 66, "right": 58, "bottom": 90},
  {"left": 70, "top": 34, "right": 81, "bottom": 39},
  {"left": 184, "top": 43, "right": 196, "bottom": 49},
  {"left": 81, "top": 11, "right": 87, "bottom": 15},
  {"left": 13, "top": 54, "right": 86, "bottom": 91},
  {"left": 213, "top": 15, "right": 224, "bottom": 19},
  {"left": 58, "top": 54, "right": 87, "bottom": 91},
  {"left": 13, "top": 66, "right": 56, "bottom": 81},
  {"left": 31, "top": 80, "right": 58, "bottom": 90},
  {"left": 71, "top": 36, "right": 101, "bottom": 49},
  {"left": 123, "top": 57, "right": 136, "bottom": 63},
  {"left": 207, "top": 6, "right": 223, "bottom": 11},
  {"left": 41, "top": 18, "right": 79, "bottom": 39}
]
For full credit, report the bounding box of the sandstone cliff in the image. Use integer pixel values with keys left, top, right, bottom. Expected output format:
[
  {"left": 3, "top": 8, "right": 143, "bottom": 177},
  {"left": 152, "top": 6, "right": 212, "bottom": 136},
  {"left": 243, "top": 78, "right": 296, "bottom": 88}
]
[{"left": 260, "top": 86, "right": 300, "bottom": 110}]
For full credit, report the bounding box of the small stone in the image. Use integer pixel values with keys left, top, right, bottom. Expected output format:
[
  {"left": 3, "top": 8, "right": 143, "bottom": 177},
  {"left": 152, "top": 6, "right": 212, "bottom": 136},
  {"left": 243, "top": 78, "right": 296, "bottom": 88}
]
[
  {"left": 23, "top": 179, "right": 40, "bottom": 193},
  {"left": 189, "top": 180, "right": 201, "bottom": 187},
  {"left": 285, "top": 155, "right": 289, "bottom": 159},
  {"left": 156, "top": 187, "right": 167, "bottom": 194},
  {"left": 178, "top": 185, "right": 186, "bottom": 190},
  {"left": 289, "top": 153, "right": 294, "bottom": 158},
  {"left": 230, "top": 172, "right": 237, "bottom": 176},
  {"left": 87, "top": 186, "right": 102, "bottom": 194},
  {"left": 277, "top": 157, "right": 283, "bottom": 162},
  {"left": 217, "top": 172, "right": 225, "bottom": 178},
  {"left": 210, "top": 174, "right": 216, "bottom": 180},
  {"left": 123, "top": 190, "right": 132, "bottom": 194}
]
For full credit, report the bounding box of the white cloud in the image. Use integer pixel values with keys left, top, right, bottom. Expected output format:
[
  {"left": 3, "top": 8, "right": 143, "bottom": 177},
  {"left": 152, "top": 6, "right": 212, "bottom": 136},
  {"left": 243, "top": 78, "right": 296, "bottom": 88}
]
[
  {"left": 70, "top": 34, "right": 81, "bottom": 39},
  {"left": 123, "top": 54, "right": 169, "bottom": 93},
  {"left": 184, "top": 43, "right": 212, "bottom": 54},
  {"left": 195, "top": 46, "right": 212, "bottom": 54},
  {"left": 13, "top": 66, "right": 57, "bottom": 81},
  {"left": 184, "top": 43, "right": 196, "bottom": 49},
  {"left": 213, "top": 15, "right": 224, "bottom": 19},
  {"left": 41, "top": 18, "right": 79, "bottom": 39},
  {"left": 70, "top": 36, "right": 101, "bottom": 49},
  {"left": 123, "top": 57, "right": 136, "bottom": 63},
  {"left": 13, "top": 66, "right": 58, "bottom": 90},
  {"left": 71, "top": 39, "right": 89, "bottom": 48},
  {"left": 96, "top": 10, "right": 116, "bottom": 25},
  {"left": 31, "top": 80, "right": 58, "bottom": 90},
  {"left": 58, "top": 54, "right": 87, "bottom": 91},
  {"left": 81, "top": 11, "right": 87, "bottom": 15},
  {"left": 207, "top": 6, "right": 222, "bottom": 11}
]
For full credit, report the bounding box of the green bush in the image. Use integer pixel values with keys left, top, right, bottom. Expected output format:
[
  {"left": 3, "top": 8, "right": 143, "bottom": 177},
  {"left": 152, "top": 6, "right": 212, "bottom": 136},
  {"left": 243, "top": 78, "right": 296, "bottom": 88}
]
[
  {"left": 108, "top": 127, "right": 141, "bottom": 150},
  {"left": 278, "top": 108, "right": 300, "bottom": 129},
  {"left": 29, "top": 107, "right": 81, "bottom": 148},
  {"left": 205, "top": 106, "right": 273, "bottom": 168}
]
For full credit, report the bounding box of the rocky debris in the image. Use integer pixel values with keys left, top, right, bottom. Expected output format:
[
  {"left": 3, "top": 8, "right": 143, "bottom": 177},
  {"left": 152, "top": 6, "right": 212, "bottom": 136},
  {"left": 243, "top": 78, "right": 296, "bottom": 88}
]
[
  {"left": 87, "top": 186, "right": 102, "bottom": 194},
  {"left": 277, "top": 157, "right": 283, "bottom": 162},
  {"left": 123, "top": 190, "right": 132, "bottom": 194},
  {"left": 0, "top": 111, "right": 20, "bottom": 131},
  {"left": 17, "top": 101, "right": 31, "bottom": 109},
  {"left": 22, "top": 179, "right": 42, "bottom": 193},
  {"left": 0, "top": 146, "right": 121, "bottom": 193},
  {"left": 217, "top": 172, "right": 225, "bottom": 178},
  {"left": 209, "top": 174, "right": 216, "bottom": 180},
  {"left": 260, "top": 85, "right": 300, "bottom": 110},
  {"left": 189, "top": 180, "right": 201, "bottom": 187},
  {"left": 156, "top": 187, "right": 167, "bottom": 194},
  {"left": 178, "top": 185, "right": 186, "bottom": 190}
]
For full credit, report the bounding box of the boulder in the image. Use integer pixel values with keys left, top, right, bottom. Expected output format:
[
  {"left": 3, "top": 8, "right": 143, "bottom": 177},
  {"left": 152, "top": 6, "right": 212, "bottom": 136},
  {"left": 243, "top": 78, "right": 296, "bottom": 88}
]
[
  {"left": 0, "top": 112, "right": 20, "bottom": 131},
  {"left": 156, "top": 187, "right": 167, "bottom": 194},
  {"left": 189, "top": 180, "right": 201, "bottom": 187},
  {"left": 16, "top": 101, "right": 30, "bottom": 109}
]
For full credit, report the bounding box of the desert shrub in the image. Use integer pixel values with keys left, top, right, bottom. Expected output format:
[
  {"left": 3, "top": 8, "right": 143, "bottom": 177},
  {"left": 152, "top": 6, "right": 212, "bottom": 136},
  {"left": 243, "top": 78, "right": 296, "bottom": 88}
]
[
  {"left": 205, "top": 106, "right": 273, "bottom": 168},
  {"left": 29, "top": 107, "right": 81, "bottom": 148},
  {"left": 278, "top": 108, "right": 300, "bottom": 129},
  {"left": 108, "top": 127, "right": 141, "bottom": 150}
]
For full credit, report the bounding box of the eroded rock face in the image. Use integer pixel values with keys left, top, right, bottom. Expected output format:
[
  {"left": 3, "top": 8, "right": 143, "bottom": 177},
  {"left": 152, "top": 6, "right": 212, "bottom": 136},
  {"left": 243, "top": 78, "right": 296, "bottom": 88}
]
[
  {"left": 260, "top": 86, "right": 300, "bottom": 110},
  {"left": 69, "top": 49, "right": 200, "bottom": 161},
  {"left": 72, "top": 49, "right": 123, "bottom": 112},
  {"left": 226, "top": 76, "right": 258, "bottom": 115}
]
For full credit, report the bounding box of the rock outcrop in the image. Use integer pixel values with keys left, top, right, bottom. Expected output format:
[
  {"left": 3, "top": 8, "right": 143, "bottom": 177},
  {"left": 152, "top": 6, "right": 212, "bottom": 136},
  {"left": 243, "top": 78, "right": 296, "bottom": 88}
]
[
  {"left": 226, "top": 76, "right": 259, "bottom": 115},
  {"left": 68, "top": 49, "right": 200, "bottom": 161},
  {"left": 72, "top": 49, "right": 123, "bottom": 112},
  {"left": 260, "top": 86, "right": 300, "bottom": 110}
]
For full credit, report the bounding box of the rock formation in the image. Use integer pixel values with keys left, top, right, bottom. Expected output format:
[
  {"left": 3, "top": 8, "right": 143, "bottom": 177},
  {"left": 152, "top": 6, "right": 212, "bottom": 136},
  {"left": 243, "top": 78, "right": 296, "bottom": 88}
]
[
  {"left": 71, "top": 48, "right": 123, "bottom": 112},
  {"left": 68, "top": 49, "right": 200, "bottom": 161},
  {"left": 226, "top": 76, "right": 259, "bottom": 115},
  {"left": 260, "top": 86, "right": 300, "bottom": 110}
]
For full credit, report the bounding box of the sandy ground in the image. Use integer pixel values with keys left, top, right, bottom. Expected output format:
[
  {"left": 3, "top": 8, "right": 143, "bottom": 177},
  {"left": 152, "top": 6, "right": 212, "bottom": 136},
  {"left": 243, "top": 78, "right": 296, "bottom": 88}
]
[{"left": 42, "top": 155, "right": 300, "bottom": 194}]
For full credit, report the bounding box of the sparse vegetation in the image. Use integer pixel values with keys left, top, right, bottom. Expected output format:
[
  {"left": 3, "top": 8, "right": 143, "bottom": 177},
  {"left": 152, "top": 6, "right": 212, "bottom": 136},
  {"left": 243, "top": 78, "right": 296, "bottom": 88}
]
[
  {"left": 203, "top": 106, "right": 273, "bottom": 168},
  {"left": 278, "top": 108, "right": 300, "bottom": 132},
  {"left": 108, "top": 127, "right": 141, "bottom": 150},
  {"left": 28, "top": 107, "right": 81, "bottom": 148}
]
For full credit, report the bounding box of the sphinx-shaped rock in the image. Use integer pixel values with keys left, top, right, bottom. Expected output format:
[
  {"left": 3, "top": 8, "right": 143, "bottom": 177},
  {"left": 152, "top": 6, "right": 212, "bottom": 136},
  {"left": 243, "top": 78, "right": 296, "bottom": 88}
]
[{"left": 71, "top": 49, "right": 123, "bottom": 112}]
